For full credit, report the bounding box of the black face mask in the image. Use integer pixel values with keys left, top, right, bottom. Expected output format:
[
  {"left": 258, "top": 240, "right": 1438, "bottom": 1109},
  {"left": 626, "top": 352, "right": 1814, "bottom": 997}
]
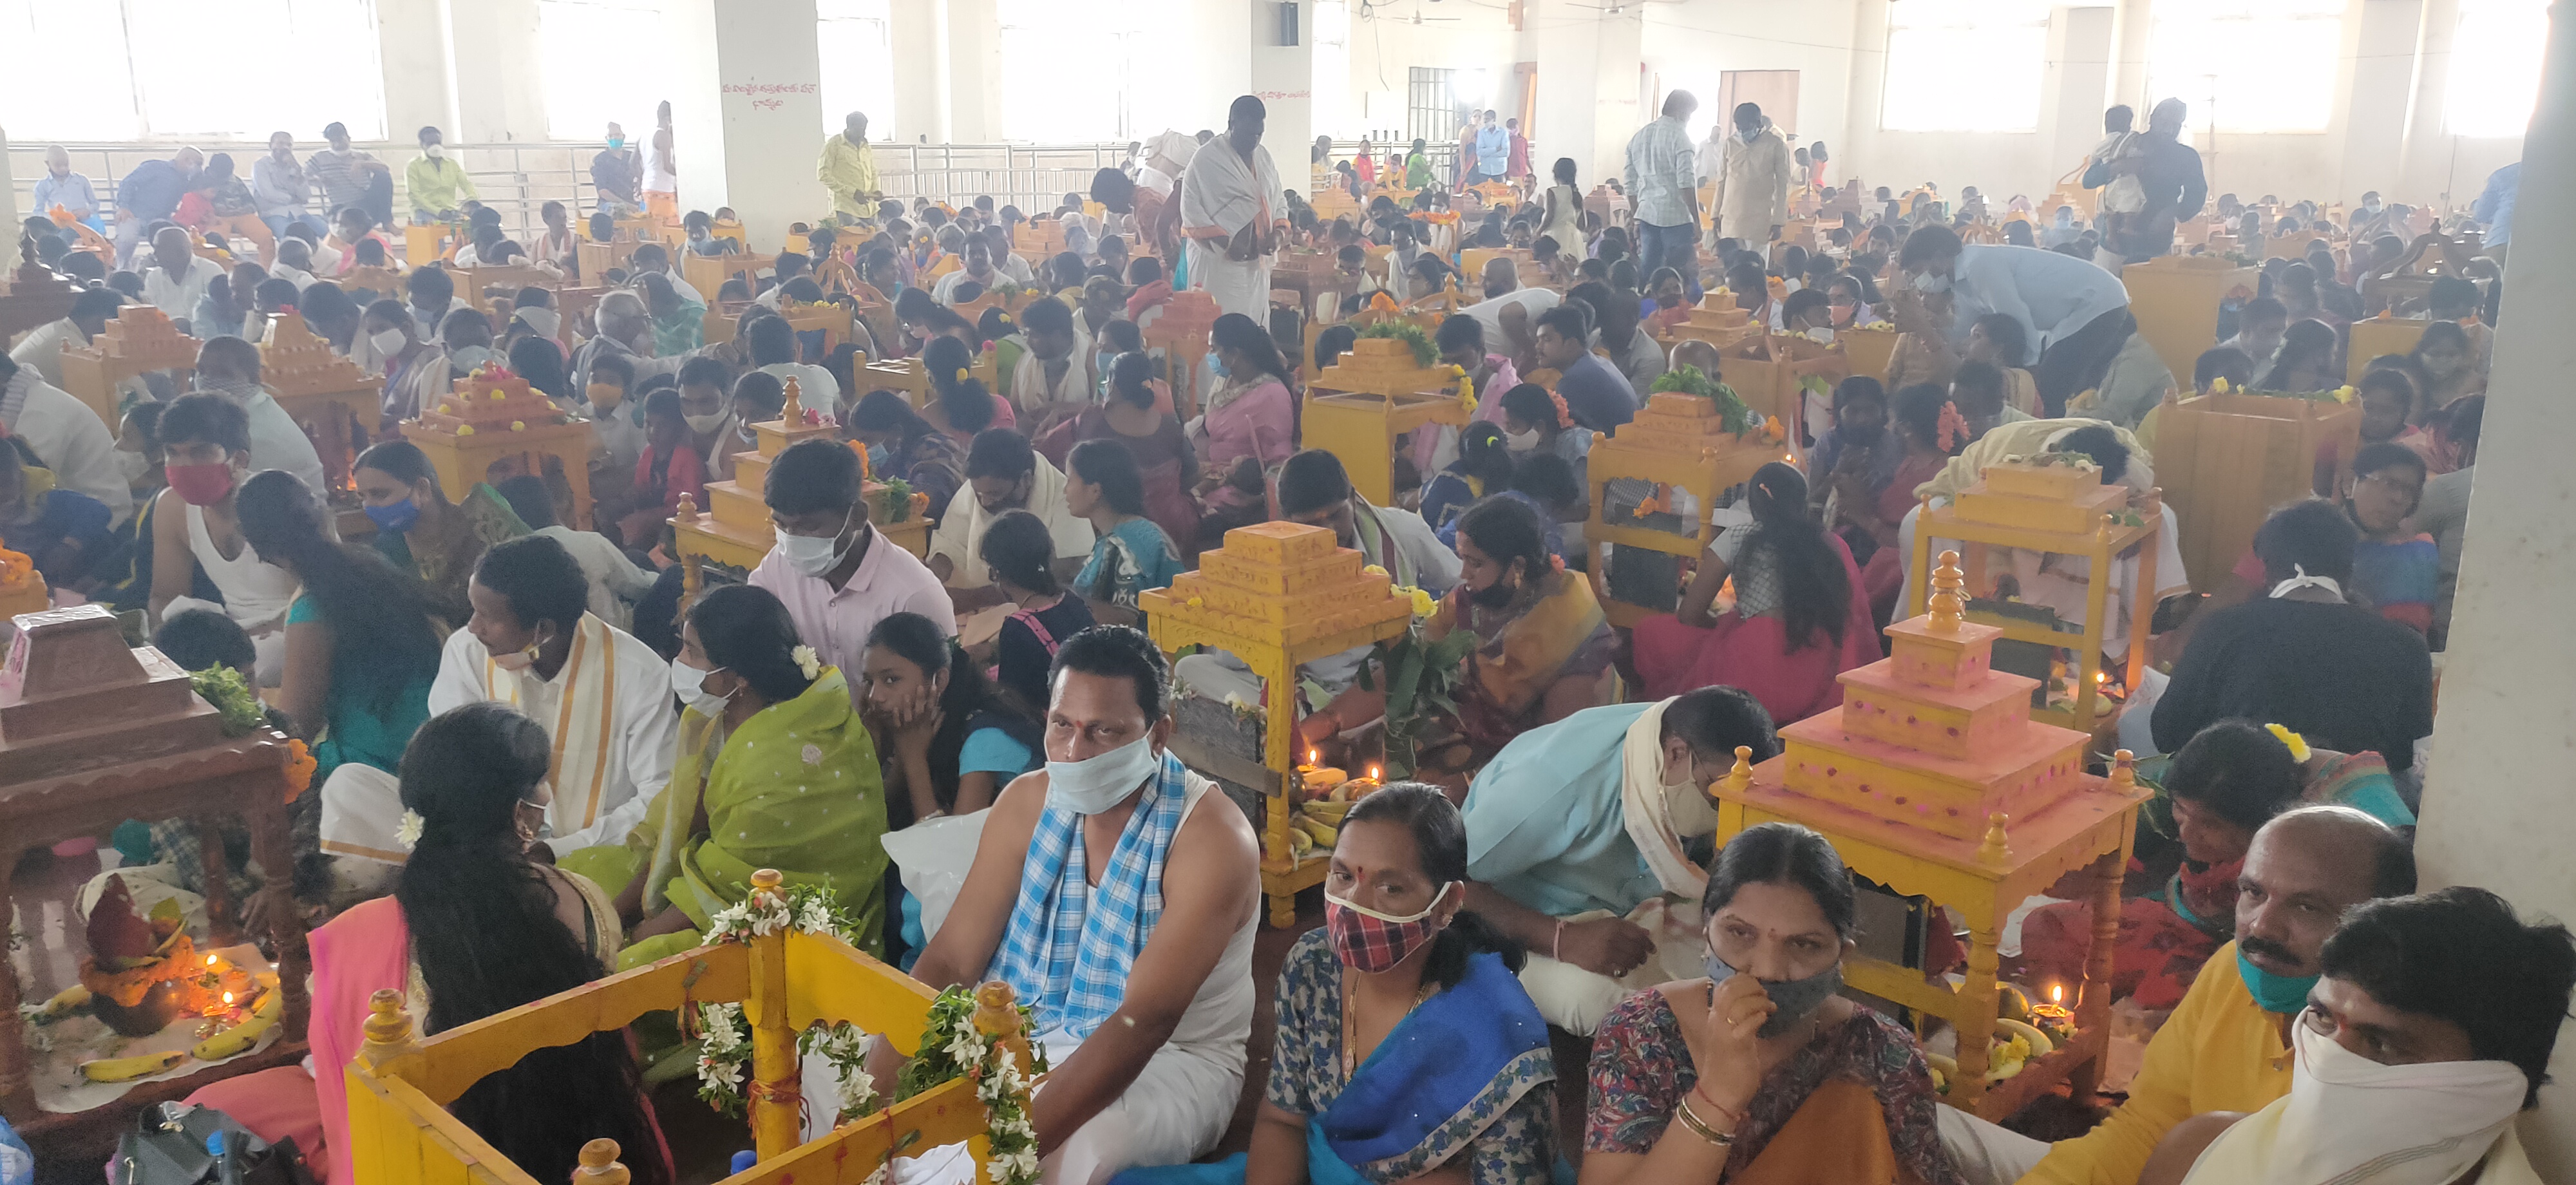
[{"left": 1841, "top": 421, "right": 1886, "bottom": 448}]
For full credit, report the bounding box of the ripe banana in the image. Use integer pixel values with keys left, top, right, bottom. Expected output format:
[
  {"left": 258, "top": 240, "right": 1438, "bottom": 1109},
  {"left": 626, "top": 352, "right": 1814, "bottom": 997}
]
[
  {"left": 1924, "top": 1051, "right": 1959, "bottom": 1078},
  {"left": 32, "top": 984, "right": 92, "bottom": 1021},
  {"left": 1303, "top": 799, "right": 1352, "bottom": 822},
  {"left": 79, "top": 1050, "right": 189, "bottom": 1083},
  {"left": 193, "top": 989, "right": 284, "bottom": 1062},
  {"left": 1294, "top": 817, "right": 1339, "bottom": 846},
  {"left": 1995, "top": 1017, "right": 2055, "bottom": 1057}
]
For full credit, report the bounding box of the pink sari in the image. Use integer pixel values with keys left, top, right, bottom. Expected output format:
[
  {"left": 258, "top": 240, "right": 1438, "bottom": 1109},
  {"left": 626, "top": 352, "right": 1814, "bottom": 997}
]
[{"left": 1632, "top": 533, "right": 1882, "bottom": 726}]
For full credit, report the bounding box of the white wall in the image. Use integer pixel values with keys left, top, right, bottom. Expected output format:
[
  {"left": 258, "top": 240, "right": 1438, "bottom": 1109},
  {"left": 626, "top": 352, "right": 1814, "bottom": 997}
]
[{"left": 1641, "top": 0, "right": 1861, "bottom": 153}]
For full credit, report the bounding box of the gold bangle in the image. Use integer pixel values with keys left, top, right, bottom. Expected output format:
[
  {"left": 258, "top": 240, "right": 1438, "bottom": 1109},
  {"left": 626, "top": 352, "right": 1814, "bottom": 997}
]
[{"left": 1673, "top": 1097, "right": 1736, "bottom": 1148}]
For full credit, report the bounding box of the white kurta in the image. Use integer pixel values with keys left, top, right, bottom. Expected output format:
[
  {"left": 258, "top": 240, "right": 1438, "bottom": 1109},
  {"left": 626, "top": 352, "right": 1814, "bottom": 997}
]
[
  {"left": 3, "top": 373, "right": 133, "bottom": 527},
  {"left": 1179, "top": 138, "right": 1285, "bottom": 322},
  {"left": 422, "top": 616, "right": 679, "bottom": 855},
  {"left": 925, "top": 454, "right": 1096, "bottom": 590}
]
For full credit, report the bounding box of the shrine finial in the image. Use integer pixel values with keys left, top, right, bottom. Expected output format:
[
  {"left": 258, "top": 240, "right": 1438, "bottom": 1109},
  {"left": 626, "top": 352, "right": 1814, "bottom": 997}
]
[{"left": 1930, "top": 550, "right": 1967, "bottom": 628}]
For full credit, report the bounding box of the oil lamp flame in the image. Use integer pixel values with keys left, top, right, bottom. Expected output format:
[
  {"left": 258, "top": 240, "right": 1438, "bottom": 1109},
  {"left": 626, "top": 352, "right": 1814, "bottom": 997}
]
[{"left": 2050, "top": 983, "right": 2063, "bottom": 1004}]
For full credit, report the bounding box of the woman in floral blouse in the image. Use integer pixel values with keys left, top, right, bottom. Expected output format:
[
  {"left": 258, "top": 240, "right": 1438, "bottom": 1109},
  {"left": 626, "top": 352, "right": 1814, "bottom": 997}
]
[
  {"left": 1121, "top": 784, "right": 1556, "bottom": 1185},
  {"left": 1582, "top": 822, "right": 1962, "bottom": 1185}
]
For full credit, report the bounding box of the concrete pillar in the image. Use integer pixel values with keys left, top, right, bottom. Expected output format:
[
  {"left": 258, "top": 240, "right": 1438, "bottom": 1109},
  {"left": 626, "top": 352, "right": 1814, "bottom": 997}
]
[
  {"left": 2396, "top": 0, "right": 2463, "bottom": 200},
  {"left": 377, "top": 0, "right": 454, "bottom": 143},
  {"left": 2043, "top": 6, "right": 2117, "bottom": 190},
  {"left": 1592, "top": 4, "right": 1646, "bottom": 189},
  {"left": 1531, "top": 0, "right": 1642, "bottom": 187},
  {"left": 663, "top": 0, "right": 828, "bottom": 251},
  {"left": 2105, "top": 0, "right": 2156, "bottom": 113},
  {"left": 1249, "top": 0, "right": 1316, "bottom": 191},
  {"left": 1842, "top": 0, "right": 1891, "bottom": 193},
  {"left": 439, "top": 0, "right": 548, "bottom": 142},
  {"left": 0, "top": 126, "right": 18, "bottom": 237},
  {"left": 946, "top": 0, "right": 1001, "bottom": 142},
  {"left": 2415, "top": 0, "right": 2576, "bottom": 1178},
  {"left": 887, "top": 0, "right": 948, "bottom": 142}
]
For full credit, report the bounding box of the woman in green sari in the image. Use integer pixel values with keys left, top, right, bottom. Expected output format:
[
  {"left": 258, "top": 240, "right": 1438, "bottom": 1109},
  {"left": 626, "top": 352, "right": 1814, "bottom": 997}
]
[{"left": 609, "top": 583, "right": 890, "bottom": 969}]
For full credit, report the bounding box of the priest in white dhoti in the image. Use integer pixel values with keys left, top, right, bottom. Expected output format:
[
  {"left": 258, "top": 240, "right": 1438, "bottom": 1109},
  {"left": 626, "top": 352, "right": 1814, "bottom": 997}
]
[
  {"left": 1179, "top": 95, "right": 1287, "bottom": 321},
  {"left": 319, "top": 535, "right": 677, "bottom": 883},
  {"left": 1455, "top": 687, "right": 1781, "bottom": 1035}
]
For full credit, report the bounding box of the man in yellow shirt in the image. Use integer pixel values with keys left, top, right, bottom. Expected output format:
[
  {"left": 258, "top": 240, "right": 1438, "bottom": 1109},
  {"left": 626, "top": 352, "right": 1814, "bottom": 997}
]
[
  {"left": 818, "top": 111, "right": 879, "bottom": 225},
  {"left": 1938, "top": 805, "right": 2414, "bottom": 1185},
  {"left": 403, "top": 125, "right": 477, "bottom": 225}
]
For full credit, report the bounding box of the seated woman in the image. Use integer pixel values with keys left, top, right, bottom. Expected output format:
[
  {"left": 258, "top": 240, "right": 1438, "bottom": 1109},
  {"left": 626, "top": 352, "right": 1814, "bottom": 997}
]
[
  {"left": 919, "top": 334, "right": 1014, "bottom": 444},
  {"left": 1497, "top": 381, "right": 1589, "bottom": 500},
  {"left": 354, "top": 439, "right": 527, "bottom": 625},
  {"left": 1633, "top": 464, "right": 1879, "bottom": 725},
  {"left": 237, "top": 470, "right": 439, "bottom": 898},
  {"left": 1066, "top": 438, "right": 1187, "bottom": 624},
  {"left": 612, "top": 583, "right": 888, "bottom": 965},
  {"left": 184, "top": 703, "right": 670, "bottom": 1185},
  {"left": 849, "top": 390, "right": 968, "bottom": 525},
  {"left": 1116, "top": 784, "right": 1556, "bottom": 1185},
  {"left": 1839, "top": 384, "right": 1962, "bottom": 621},
  {"left": 976, "top": 508, "right": 1095, "bottom": 717},
  {"left": 2256, "top": 319, "right": 2342, "bottom": 393},
  {"left": 1196, "top": 312, "right": 1298, "bottom": 541},
  {"left": 1419, "top": 421, "right": 1519, "bottom": 537},
  {"left": 1044, "top": 351, "right": 1198, "bottom": 555},
  {"left": 1584, "top": 822, "right": 1962, "bottom": 1185},
  {"left": 1303, "top": 495, "right": 1612, "bottom": 790},
  {"left": 860, "top": 611, "right": 1041, "bottom": 831}
]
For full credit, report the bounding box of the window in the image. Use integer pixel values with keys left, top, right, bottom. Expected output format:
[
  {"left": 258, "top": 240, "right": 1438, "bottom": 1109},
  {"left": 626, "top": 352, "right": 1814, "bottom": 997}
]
[
  {"left": 1880, "top": 0, "right": 2049, "bottom": 133},
  {"left": 2447, "top": 0, "right": 2550, "bottom": 137},
  {"left": 818, "top": 0, "right": 895, "bottom": 133},
  {"left": 995, "top": 0, "right": 1178, "bottom": 142},
  {"left": 0, "top": 0, "right": 384, "bottom": 141},
  {"left": 2148, "top": 0, "right": 2344, "bottom": 133},
  {"left": 1409, "top": 68, "right": 1457, "bottom": 145},
  {"left": 538, "top": 0, "right": 665, "bottom": 140}
]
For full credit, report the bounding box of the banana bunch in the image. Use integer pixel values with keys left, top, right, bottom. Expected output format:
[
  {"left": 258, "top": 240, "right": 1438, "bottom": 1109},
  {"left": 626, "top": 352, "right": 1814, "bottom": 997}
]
[
  {"left": 1922, "top": 1019, "right": 2055, "bottom": 1095},
  {"left": 28, "top": 984, "right": 92, "bottom": 1024},
  {"left": 194, "top": 987, "right": 284, "bottom": 1062}
]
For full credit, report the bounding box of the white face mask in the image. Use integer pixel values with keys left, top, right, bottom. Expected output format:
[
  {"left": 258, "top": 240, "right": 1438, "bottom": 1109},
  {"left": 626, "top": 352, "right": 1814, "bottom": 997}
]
[
  {"left": 516, "top": 307, "right": 562, "bottom": 338},
  {"left": 117, "top": 450, "right": 149, "bottom": 484},
  {"left": 683, "top": 410, "right": 731, "bottom": 437},
  {"left": 1740, "top": 126, "right": 1760, "bottom": 144},
  {"left": 1504, "top": 428, "right": 1541, "bottom": 454},
  {"left": 1044, "top": 732, "right": 1162, "bottom": 815},
  {"left": 774, "top": 504, "right": 857, "bottom": 577},
  {"left": 1913, "top": 270, "right": 1951, "bottom": 294},
  {"left": 448, "top": 345, "right": 492, "bottom": 374},
  {"left": 2231, "top": 1019, "right": 2530, "bottom": 1185},
  {"left": 424, "top": 144, "right": 445, "bottom": 161},
  {"left": 670, "top": 659, "right": 732, "bottom": 716},
  {"left": 368, "top": 327, "right": 407, "bottom": 357},
  {"left": 1661, "top": 752, "right": 1722, "bottom": 839}
]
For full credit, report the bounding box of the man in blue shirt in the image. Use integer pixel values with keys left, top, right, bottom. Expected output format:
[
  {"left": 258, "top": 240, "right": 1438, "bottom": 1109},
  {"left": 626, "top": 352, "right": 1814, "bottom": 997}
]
[
  {"left": 113, "top": 147, "right": 202, "bottom": 267},
  {"left": 1899, "top": 222, "right": 2134, "bottom": 416},
  {"left": 1534, "top": 302, "right": 1636, "bottom": 431},
  {"left": 2472, "top": 161, "right": 2519, "bottom": 263},
  {"left": 1473, "top": 110, "right": 1509, "bottom": 185},
  {"left": 32, "top": 146, "right": 103, "bottom": 232},
  {"left": 1459, "top": 687, "right": 1779, "bottom": 1032}
]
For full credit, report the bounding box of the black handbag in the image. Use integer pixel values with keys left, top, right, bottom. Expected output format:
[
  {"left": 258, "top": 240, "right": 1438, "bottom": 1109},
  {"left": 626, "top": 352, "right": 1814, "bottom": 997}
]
[{"left": 108, "top": 1103, "right": 317, "bottom": 1185}]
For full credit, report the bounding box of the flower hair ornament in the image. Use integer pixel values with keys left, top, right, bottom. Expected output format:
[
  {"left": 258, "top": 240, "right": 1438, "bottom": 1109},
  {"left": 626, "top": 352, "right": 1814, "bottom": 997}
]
[
  {"left": 791, "top": 645, "right": 822, "bottom": 680},
  {"left": 954, "top": 368, "right": 971, "bottom": 383},
  {"left": 396, "top": 809, "right": 426, "bottom": 850},
  {"left": 2264, "top": 723, "right": 2312, "bottom": 763},
  {"left": 1935, "top": 401, "right": 1971, "bottom": 452},
  {"left": 1548, "top": 389, "right": 1576, "bottom": 430}
]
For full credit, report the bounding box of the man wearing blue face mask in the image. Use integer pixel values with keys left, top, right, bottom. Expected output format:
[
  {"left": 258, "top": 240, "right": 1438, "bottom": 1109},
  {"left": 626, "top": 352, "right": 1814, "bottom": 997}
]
[
  {"left": 1898, "top": 223, "right": 2142, "bottom": 418},
  {"left": 748, "top": 439, "right": 953, "bottom": 711},
  {"left": 891, "top": 624, "right": 1260, "bottom": 1183},
  {"left": 1937, "top": 805, "right": 2414, "bottom": 1185},
  {"left": 591, "top": 122, "right": 642, "bottom": 217}
]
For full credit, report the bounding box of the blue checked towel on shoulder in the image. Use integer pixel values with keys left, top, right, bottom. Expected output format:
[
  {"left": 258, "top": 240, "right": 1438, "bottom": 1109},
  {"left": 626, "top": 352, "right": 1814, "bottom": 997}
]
[{"left": 991, "top": 749, "right": 1192, "bottom": 1039}]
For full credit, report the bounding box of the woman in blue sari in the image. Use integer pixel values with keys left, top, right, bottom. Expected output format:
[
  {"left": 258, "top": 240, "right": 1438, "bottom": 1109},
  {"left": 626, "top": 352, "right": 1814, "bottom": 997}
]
[{"left": 1113, "top": 783, "right": 1556, "bottom": 1185}]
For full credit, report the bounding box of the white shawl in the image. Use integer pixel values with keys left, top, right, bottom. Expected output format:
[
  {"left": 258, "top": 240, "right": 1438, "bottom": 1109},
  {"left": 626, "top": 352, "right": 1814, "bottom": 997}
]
[{"left": 1617, "top": 697, "right": 1720, "bottom": 900}]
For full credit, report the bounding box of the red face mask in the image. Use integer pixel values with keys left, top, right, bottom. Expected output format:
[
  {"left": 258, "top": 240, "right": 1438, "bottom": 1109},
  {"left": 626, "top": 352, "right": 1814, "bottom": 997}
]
[
  {"left": 1323, "top": 884, "right": 1452, "bottom": 973},
  {"left": 166, "top": 461, "right": 236, "bottom": 506}
]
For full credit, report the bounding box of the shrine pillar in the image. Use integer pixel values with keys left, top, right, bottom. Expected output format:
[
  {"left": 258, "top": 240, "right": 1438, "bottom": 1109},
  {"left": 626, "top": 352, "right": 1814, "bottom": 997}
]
[
  {"left": 665, "top": 0, "right": 828, "bottom": 252},
  {"left": 2414, "top": 0, "right": 2576, "bottom": 1175},
  {"left": 1248, "top": 0, "right": 1316, "bottom": 188}
]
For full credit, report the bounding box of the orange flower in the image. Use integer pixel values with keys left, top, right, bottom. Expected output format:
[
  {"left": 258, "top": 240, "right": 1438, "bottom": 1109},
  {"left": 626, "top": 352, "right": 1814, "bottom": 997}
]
[{"left": 282, "top": 738, "right": 316, "bottom": 803}]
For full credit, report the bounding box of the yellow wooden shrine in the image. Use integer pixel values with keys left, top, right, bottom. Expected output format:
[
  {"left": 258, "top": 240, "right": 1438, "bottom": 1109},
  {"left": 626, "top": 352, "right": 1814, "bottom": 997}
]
[
  {"left": 682, "top": 252, "right": 773, "bottom": 306},
  {"left": 1143, "top": 291, "right": 1222, "bottom": 419},
  {"left": 402, "top": 364, "right": 597, "bottom": 528},
  {"left": 672, "top": 379, "right": 931, "bottom": 605},
  {"left": 2346, "top": 315, "right": 2434, "bottom": 384},
  {"left": 1141, "top": 523, "right": 1416, "bottom": 927},
  {"left": 1712, "top": 334, "right": 1843, "bottom": 459},
  {"left": 1654, "top": 290, "right": 1763, "bottom": 354},
  {"left": 57, "top": 305, "right": 197, "bottom": 431},
  {"left": 1905, "top": 461, "right": 2162, "bottom": 739},
  {"left": 1581, "top": 390, "right": 1781, "bottom": 627},
  {"left": 2151, "top": 390, "right": 2358, "bottom": 593},
  {"left": 1839, "top": 325, "right": 1900, "bottom": 383},
  {"left": 1710, "top": 553, "right": 2154, "bottom": 1118},
  {"left": 1302, "top": 337, "right": 1473, "bottom": 507},
  {"left": 346, "top": 871, "right": 1034, "bottom": 1185},
  {"left": 258, "top": 312, "right": 384, "bottom": 496},
  {"left": 855, "top": 352, "right": 1000, "bottom": 413},
  {"left": 2122, "top": 255, "right": 2259, "bottom": 386}
]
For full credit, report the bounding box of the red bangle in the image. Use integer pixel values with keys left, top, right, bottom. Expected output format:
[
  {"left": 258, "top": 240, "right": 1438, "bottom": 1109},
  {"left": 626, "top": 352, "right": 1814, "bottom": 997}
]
[{"left": 1690, "top": 1085, "right": 1743, "bottom": 1128}]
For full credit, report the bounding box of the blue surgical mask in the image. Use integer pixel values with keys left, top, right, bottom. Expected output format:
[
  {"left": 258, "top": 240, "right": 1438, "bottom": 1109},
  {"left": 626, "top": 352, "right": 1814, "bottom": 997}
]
[
  {"left": 365, "top": 496, "right": 420, "bottom": 534},
  {"left": 1705, "top": 951, "right": 1844, "bottom": 1039},
  {"left": 866, "top": 443, "right": 892, "bottom": 473},
  {"left": 606, "top": 136, "right": 626, "bottom": 149},
  {"left": 1209, "top": 355, "right": 1231, "bottom": 379},
  {"left": 2237, "top": 946, "right": 2320, "bottom": 1014}
]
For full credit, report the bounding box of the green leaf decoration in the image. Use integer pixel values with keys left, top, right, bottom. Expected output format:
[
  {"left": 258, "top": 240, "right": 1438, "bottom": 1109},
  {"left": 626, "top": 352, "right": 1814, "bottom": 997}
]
[{"left": 1355, "top": 320, "right": 1437, "bottom": 366}]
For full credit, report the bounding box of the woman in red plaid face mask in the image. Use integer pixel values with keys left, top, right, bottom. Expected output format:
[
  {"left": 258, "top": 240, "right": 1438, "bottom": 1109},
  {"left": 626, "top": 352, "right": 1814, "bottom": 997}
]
[{"left": 1209, "top": 784, "right": 1557, "bottom": 1185}]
